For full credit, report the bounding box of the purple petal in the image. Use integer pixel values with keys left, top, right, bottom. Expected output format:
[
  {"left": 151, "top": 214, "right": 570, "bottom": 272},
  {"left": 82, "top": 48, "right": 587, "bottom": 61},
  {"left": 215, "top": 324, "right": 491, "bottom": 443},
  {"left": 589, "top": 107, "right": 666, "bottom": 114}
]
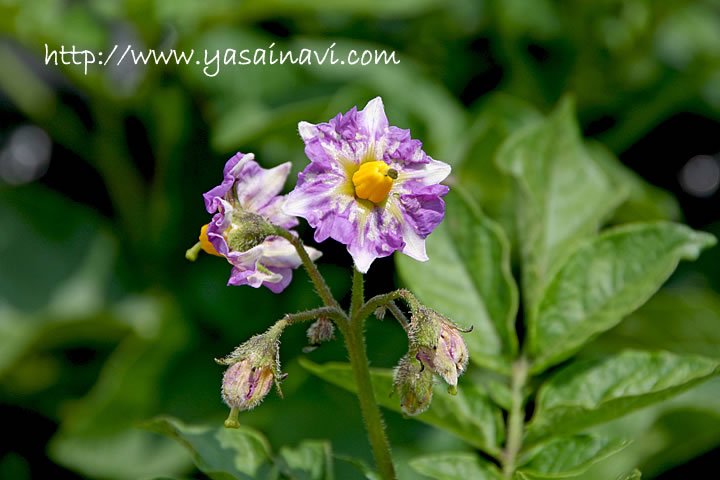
[
  {"left": 347, "top": 203, "right": 405, "bottom": 273},
  {"left": 357, "top": 97, "right": 389, "bottom": 141},
  {"left": 203, "top": 152, "right": 249, "bottom": 213}
]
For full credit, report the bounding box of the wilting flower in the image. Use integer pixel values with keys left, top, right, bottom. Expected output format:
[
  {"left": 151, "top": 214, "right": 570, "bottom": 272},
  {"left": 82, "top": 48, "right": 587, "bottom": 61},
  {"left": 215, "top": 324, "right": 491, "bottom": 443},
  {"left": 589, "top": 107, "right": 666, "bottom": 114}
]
[
  {"left": 217, "top": 322, "right": 286, "bottom": 427},
  {"left": 410, "top": 306, "right": 470, "bottom": 392},
  {"left": 306, "top": 316, "right": 335, "bottom": 346},
  {"left": 202, "top": 152, "right": 321, "bottom": 293},
  {"left": 393, "top": 353, "right": 434, "bottom": 416},
  {"left": 284, "top": 97, "right": 451, "bottom": 273}
]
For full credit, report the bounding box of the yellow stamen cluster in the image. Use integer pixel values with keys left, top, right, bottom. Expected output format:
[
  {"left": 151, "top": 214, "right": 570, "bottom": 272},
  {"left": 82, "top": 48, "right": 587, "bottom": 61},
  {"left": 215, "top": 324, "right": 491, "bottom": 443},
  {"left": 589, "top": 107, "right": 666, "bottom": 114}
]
[{"left": 352, "top": 161, "right": 398, "bottom": 204}]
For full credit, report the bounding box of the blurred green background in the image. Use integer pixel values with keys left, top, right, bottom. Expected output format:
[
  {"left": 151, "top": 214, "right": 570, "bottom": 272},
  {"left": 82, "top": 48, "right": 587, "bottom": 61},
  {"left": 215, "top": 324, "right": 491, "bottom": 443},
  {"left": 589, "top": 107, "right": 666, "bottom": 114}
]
[{"left": 1, "top": 0, "right": 719, "bottom": 479}]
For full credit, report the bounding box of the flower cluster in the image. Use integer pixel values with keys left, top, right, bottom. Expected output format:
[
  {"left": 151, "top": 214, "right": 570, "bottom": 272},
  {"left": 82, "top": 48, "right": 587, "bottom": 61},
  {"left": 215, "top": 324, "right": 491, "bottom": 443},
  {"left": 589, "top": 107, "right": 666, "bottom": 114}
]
[
  {"left": 392, "top": 305, "right": 471, "bottom": 415},
  {"left": 189, "top": 97, "right": 465, "bottom": 426}
]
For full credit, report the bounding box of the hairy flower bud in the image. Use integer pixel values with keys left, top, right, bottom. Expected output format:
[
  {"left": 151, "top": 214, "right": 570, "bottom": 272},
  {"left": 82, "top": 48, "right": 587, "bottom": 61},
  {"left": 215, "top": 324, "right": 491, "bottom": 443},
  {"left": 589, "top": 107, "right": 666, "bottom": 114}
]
[
  {"left": 392, "top": 353, "right": 433, "bottom": 416},
  {"left": 222, "top": 359, "right": 274, "bottom": 420},
  {"left": 306, "top": 317, "right": 335, "bottom": 346},
  {"left": 409, "top": 306, "right": 470, "bottom": 392},
  {"left": 216, "top": 322, "right": 285, "bottom": 428}
]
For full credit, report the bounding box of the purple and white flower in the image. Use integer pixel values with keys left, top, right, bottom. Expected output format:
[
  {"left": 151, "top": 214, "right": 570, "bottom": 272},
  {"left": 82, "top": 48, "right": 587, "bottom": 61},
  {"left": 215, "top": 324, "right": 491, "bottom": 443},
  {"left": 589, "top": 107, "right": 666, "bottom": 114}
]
[
  {"left": 203, "top": 152, "right": 321, "bottom": 293},
  {"left": 284, "top": 97, "right": 451, "bottom": 273}
]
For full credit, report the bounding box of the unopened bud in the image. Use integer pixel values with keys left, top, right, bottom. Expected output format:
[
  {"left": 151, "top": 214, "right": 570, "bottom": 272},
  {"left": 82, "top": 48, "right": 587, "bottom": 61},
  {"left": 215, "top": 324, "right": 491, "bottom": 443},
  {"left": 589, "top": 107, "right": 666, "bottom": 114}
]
[
  {"left": 222, "top": 359, "right": 274, "bottom": 417},
  {"left": 216, "top": 322, "right": 285, "bottom": 427},
  {"left": 392, "top": 353, "right": 433, "bottom": 416},
  {"left": 410, "top": 306, "right": 470, "bottom": 389},
  {"left": 306, "top": 317, "right": 335, "bottom": 346}
]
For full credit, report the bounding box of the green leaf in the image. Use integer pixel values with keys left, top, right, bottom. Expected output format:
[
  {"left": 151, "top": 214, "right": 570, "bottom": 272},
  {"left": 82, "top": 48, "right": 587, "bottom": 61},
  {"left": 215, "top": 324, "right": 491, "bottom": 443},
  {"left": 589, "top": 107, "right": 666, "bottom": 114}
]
[
  {"left": 278, "top": 440, "right": 334, "bottom": 480},
  {"left": 617, "top": 469, "right": 642, "bottom": 480},
  {"left": 396, "top": 190, "right": 518, "bottom": 373},
  {"left": 409, "top": 452, "right": 502, "bottom": 480},
  {"left": 141, "top": 478, "right": 193, "bottom": 480},
  {"left": 456, "top": 94, "right": 542, "bottom": 239},
  {"left": 49, "top": 299, "right": 192, "bottom": 480},
  {"left": 571, "top": 377, "right": 720, "bottom": 480},
  {"left": 586, "top": 141, "right": 682, "bottom": 223},
  {"left": 638, "top": 408, "right": 720, "bottom": 477},
  {"left": 587, "top": 287, "right": 720, "bottom": 359},
  {"left": 496, "top": 97, "right": 624, "bottom": 307},
  {"left": 0, "top": 186, "right": 106, "bottom": 314},
  {"left": 518, "top": 435, "right": 630, "bottom": 478},
  {"left": 485, "top": 378, "right": 513, "bottom": 411},
  {"left": 528, "top": 222, "right": 716, "bottom": 373},
  {"left": 141, "top": 416, "right": 274, "bottom": 480},
  {"left": 525, "top": 350, "right": 720, "bottom": 446},
  {"left": 300, "top": 359, "right": 504, "bottom": 456},
  {"left": 335, "top": 455, "right": 381, "bottom": 480}
]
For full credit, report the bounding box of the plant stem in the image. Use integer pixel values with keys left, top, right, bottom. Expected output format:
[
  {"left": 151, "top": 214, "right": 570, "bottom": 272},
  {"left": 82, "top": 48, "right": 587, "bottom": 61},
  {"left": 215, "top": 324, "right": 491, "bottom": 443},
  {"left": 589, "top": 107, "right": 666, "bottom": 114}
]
[
  {"left": 338, "top": 316, "right": 397, "bottom": 480},
  {"left": 284, "top": 306, "right": 346, "bottom": 325},
  {"left": 356, "top": 288, "right": 419, "bottom": 321},
  {"left": 386, "top": 301, "right": 410, "bottom": 331},
  {"left": 274, "top": 227, "right": 339, "bottom": 309},
  {"left": 350, "top": 267, "right": 364, "bottom": 318},
  {"left": 502, "top": 356, "right": 529, "bottom": 479},
  {"left": 275, "top": 230, "right": 395, "bottom": 477}
]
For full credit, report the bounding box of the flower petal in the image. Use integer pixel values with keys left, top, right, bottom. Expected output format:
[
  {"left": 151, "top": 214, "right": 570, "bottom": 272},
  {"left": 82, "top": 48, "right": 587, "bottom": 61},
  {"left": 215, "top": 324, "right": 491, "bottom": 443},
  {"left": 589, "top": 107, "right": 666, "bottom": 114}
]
[
  {"left": 396, "top": 158, "right": 451, "bottom": 187},
  {"left": 259, "top": 236, "right": 321, "bottom": 269},
  {"left": 257, "top": 196, "right": 298, "bottom": 230},
  {"left": 203, "top": 152, "right": 249, "bottom": 213},
  {"left": 262, "top": 267, "right": 293, "bottom": 293},
  {"left": 358, "top": 97, "right": 389, "bottom": 141},
  {"left": 347, "top": 203, "right": 405, "bottom": 273},
  {"left": 234, "top": 160, "right": 292, "bottom": 213}
]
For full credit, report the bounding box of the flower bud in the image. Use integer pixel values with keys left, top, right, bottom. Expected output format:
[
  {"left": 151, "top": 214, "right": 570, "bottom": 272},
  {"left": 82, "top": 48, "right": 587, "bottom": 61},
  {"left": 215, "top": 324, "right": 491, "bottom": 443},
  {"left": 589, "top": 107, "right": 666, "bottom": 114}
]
[
  {"left": 392, "top": 353, "right": 434, "bottom": 416},
  {"left": 410, "top": 306, "right": 470, "bottom": 391},
  {"left": 222, "top": 359, "right": 274, "bottom": 418},
  {"left": 306, "top": 316, "right": 335, "bottom": 346},
  {"left": 216, "top": 322, "right": 285, "bottom": 427}
]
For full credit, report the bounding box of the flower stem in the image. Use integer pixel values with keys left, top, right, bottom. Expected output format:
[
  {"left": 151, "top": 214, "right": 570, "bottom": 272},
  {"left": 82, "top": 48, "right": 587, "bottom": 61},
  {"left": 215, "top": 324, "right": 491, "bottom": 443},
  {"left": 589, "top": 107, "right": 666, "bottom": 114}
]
[
  {"left": 273, "top": 227, "right": 339, "bottom": 309},
  {"left": 502, "top": 356, "right": 528, "bottom": 478},
  {"left": 338, "top": 316, "right": 397, "bottom": 480},
  {"left": 275, "top": 229, "right": 395, "bottom": 477},
  {"left": 386, "top": 301, "right": 410, "bottom": 331},
  {"left": 350, "top": 267, "right": 364, "bottom": 317},
  {"left": 284, "top": 306, "right": 346, "bottom": 325},
  {"left": 356, "top": 288, "right": 419, "bottom": 321}
]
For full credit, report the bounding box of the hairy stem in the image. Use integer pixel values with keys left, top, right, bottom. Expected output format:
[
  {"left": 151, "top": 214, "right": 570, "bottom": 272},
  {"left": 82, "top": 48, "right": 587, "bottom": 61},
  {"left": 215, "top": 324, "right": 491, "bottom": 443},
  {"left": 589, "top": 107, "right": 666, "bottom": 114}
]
[
  {"left": 338, "top": 314, "right": 397, "bottom": 480},
  {"left": 356, "top": 288, "right": 419, "bottom": 322},
  {"left": 273, "top": 230, "right": 395, "bottom": 477},
  {"left": 274, "top": 227, "right": 339, "bottom": 309},
  {"left": 502, "top": 357, "right": 529, "bottom": 478},
  {"left": 284, "top": 306, "right": 346, "bottom": 325},
  {"left": 350, "top": 267, "right": 364, "bottom": 318},
  {"left": 386, "top": 301, "right": 410, "bottom": 331}
]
